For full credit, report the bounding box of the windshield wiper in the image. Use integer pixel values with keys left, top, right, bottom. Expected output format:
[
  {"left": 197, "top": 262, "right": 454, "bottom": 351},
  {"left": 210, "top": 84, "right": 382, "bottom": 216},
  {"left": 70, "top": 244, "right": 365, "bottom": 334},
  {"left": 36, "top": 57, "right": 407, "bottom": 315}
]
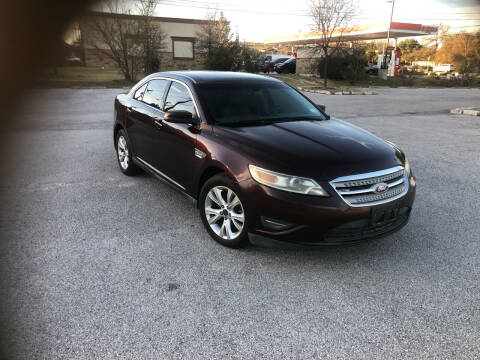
[
  {"left": 269, "top": 116, "right": 324, "bottom": 123},
  {"left": 218, "top": 119, "right": 278, "bottom": 127}
]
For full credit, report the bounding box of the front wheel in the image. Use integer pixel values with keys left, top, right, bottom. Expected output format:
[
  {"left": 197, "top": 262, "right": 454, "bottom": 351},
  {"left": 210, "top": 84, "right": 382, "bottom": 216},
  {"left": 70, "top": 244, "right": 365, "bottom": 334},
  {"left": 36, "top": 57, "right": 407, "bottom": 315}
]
[
  {"left": 116, "top": 129, "right": 139, "bottom": 176},
  {"left": 199, "top": 174, "right": 249, "bottom": 248}
]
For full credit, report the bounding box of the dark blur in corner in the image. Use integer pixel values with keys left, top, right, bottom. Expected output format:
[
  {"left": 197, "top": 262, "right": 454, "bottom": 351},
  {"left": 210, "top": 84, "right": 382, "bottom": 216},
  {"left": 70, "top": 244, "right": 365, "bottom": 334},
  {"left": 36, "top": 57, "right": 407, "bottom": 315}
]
[
  {"left": 0, "top": 0, "right": 96, "bottom": 129},
  {"left": 0, "top": 1, "right": 95, "bottom": 358}
]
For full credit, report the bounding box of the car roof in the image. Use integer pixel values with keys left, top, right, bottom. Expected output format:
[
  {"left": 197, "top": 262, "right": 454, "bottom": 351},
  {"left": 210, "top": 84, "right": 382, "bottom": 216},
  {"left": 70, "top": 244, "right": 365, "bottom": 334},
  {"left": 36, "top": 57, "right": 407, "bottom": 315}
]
[{"left": 145, "top": 71, "right": 283, "bottom": 85}]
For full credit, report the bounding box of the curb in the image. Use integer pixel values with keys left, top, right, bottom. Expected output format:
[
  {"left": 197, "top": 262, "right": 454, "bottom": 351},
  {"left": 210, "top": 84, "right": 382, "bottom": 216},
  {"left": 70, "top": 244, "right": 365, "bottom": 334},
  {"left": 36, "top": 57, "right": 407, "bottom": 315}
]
[
  {"left": 298, "top": 87, "right": 377, "bottom": 95},
  {"left": 450, "top": 107, "right": 480, "bottom": 116}
]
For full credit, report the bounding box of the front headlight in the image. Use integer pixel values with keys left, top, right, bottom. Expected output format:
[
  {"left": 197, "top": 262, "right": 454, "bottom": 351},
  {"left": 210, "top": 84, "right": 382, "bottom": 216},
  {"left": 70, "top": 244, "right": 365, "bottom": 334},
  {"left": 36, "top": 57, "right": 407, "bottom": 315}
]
[{"left": 248, "top": 165, "right": 329, "bottom": 196}]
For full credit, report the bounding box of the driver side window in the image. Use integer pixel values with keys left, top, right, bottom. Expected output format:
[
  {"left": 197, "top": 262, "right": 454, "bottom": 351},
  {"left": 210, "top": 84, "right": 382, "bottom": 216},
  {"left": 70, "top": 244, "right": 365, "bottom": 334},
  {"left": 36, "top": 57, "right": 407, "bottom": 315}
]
[
  {"left": 142, "top": 79, "right": 169, "bottom": 110},
  {"left": 134, "top": 83, "right": 147, "bottom": 101},
  {"left": 164, "top": 82, "right": 194, "bottom": 113}
]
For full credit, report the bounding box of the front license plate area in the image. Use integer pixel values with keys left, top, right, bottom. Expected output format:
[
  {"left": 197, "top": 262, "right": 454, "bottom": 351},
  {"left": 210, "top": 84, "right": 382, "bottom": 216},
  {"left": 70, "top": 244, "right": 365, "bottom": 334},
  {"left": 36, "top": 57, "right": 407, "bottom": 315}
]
[{"left": 371, "top": 203, "right": 400, "bottom": 226}]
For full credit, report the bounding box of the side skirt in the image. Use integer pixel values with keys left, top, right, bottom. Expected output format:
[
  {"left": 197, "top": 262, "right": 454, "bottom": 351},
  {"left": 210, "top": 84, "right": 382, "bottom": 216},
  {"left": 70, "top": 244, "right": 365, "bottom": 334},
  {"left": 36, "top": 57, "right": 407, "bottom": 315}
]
[{"left": 132, "top": 156, "right": 197, "bottom": 206}]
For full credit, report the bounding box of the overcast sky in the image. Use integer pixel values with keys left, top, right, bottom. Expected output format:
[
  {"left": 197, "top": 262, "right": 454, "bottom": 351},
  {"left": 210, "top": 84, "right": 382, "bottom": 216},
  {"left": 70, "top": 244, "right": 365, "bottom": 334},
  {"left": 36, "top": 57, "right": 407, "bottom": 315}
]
[{"left": 96, "top": 0, "right": 480, "bottom": 41}]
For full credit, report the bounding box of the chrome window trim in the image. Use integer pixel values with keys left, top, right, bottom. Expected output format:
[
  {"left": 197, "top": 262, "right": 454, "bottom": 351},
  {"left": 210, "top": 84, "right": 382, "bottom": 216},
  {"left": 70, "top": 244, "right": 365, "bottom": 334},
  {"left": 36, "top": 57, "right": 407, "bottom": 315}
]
[
  {"left": 135, "top": 156, "right": 186, "bottom": 191},
  {"left": 128, "top": 76, "right": 200, "bottom": 117},
  {"left": 329, "top": 166, "right": 409, "bottom": 207}
]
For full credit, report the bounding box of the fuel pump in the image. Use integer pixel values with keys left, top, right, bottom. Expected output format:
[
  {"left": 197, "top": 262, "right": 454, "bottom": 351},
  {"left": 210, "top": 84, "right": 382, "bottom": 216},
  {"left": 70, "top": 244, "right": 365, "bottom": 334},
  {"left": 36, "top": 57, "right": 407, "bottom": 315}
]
[{"left": 387, "top": 46, "right": 402, "bottom": 77}]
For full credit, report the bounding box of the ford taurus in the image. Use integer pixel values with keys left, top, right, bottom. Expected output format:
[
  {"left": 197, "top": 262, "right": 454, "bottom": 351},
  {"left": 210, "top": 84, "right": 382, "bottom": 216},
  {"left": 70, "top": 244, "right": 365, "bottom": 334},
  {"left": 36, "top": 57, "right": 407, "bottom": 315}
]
[{"left": 113, "top": 71, "right": 416, "bottom": 247}]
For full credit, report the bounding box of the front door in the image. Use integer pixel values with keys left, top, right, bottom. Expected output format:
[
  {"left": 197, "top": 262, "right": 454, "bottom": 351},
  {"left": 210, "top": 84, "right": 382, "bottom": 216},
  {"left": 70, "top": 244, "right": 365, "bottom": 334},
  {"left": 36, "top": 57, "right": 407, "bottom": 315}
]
[
  {"left": 126, "top": 82, "right": 152, "bottom": 160},
  {"left": 150, "top": 81, "right": 198, "bottom": 192},
  {"left": 133, "top": 79, "right": 170, "bottom": 168}
]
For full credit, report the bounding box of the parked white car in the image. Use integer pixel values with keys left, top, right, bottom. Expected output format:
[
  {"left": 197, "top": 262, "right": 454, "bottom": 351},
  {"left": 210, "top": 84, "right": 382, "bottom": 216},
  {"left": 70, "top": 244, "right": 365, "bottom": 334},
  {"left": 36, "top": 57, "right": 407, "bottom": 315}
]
[{"left": 433, "top": 64, "right": 456, "bottom": 74}]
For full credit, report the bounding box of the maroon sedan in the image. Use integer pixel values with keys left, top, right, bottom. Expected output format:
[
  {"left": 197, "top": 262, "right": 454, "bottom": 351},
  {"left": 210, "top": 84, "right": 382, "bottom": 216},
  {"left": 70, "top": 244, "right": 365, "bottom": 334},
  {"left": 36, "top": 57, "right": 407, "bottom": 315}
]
[{"left": 114, "top": 71, "right": 416, "bottom": 248}]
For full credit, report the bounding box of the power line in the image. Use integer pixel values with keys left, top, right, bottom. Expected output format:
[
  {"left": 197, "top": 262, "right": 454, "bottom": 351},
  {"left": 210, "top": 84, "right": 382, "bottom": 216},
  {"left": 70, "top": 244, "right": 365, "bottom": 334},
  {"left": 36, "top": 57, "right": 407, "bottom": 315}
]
[
  {"left": 161, "top": 1, "right": 480, "bottom": 19},
  {"left": 160, "top": 0, "right": 480, "bottom": 15},
  {"left": 125, "top": 0, "right": 480, "bottom": 22}
]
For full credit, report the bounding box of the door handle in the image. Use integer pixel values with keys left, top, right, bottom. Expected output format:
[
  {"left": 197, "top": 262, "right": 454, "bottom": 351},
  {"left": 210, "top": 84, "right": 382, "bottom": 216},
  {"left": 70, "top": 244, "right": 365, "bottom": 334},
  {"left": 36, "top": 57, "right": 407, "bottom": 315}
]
[
  {"left": 126, "top": 106, "right": 133, "bottom": 113},
  {"left": 153, "top": 118, "right": 163, "bottom": 128}
]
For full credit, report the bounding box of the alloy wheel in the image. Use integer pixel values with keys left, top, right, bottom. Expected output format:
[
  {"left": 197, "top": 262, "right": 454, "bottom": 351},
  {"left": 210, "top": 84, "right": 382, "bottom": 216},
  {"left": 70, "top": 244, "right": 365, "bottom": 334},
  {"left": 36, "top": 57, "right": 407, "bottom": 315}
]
[
  {"left": 117, "top": 135, "right": 129, "bottom": 170},
  {"left": 204, "top": 186, "right": 245, "bottom": 240}
]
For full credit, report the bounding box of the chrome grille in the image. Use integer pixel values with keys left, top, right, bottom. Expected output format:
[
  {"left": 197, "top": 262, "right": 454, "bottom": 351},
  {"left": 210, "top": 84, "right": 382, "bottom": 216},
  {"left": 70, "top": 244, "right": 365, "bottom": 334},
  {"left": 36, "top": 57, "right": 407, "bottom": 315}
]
[{"left": 330, "top": 166, "right": 408, "bottom": 207}]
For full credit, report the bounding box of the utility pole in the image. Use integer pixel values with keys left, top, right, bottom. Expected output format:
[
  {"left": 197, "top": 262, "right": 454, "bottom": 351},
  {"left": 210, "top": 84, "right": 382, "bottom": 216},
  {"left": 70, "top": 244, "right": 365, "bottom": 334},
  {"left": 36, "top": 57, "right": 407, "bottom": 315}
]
[{"left": 385, "top": 0, "right": 395, "bottom": 51}]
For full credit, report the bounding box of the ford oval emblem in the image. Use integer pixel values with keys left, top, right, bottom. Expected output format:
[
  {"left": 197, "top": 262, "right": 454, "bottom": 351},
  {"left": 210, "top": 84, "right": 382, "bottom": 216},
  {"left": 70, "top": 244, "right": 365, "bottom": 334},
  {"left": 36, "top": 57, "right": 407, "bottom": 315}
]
[{"left": 374, "top": 182, "right": 389, "bottom": 193}]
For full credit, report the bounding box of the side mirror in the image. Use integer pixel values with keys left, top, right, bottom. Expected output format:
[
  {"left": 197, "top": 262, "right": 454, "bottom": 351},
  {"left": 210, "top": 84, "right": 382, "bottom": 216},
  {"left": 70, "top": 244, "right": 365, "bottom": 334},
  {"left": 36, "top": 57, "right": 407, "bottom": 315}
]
[
  {"left": 316, "top": 104, "right": 330, "bottom": 119},
  {"left": 164, "top": 110, "right": 200, "bottom": 125}
]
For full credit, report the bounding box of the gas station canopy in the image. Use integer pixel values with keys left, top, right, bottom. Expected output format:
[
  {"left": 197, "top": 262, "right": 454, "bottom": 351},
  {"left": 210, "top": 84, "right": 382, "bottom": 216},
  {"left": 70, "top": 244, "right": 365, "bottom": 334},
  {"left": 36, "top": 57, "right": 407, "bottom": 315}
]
[{"left": 264, "top": 22, "right": 439, "bottom": 45}]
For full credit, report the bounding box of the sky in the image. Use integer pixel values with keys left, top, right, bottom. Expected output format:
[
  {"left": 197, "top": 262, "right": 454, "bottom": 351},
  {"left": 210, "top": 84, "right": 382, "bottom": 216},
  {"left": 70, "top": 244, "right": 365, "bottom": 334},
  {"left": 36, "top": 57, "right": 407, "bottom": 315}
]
[
  {"left": 94, "top": 0, "right": 480, "bottom": 42},
  {"left": 152, "top": 0, "right": 480, "bottom": 41}
]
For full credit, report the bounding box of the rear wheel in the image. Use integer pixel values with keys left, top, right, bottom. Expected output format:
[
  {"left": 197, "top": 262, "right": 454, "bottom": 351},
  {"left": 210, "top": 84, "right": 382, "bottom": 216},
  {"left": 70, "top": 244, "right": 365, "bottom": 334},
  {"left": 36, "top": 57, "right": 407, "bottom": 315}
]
[
  {"left": 116, "top": 129, "right": 139, "bottom": 176},
  {"left": 199, "top": 174, "right": 249, "bottom": 248}
]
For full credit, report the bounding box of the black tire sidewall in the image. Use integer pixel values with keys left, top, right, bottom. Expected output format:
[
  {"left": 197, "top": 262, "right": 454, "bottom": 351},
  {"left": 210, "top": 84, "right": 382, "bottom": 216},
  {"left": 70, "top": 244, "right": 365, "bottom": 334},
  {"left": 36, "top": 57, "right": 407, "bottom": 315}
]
[{"left": 199, "top": 174, "right": 249, "bottom": 248}]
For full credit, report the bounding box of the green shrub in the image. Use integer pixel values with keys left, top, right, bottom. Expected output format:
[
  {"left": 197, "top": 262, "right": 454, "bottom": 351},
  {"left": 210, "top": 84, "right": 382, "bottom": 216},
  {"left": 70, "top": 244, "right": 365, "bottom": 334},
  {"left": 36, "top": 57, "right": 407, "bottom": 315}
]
[{"left": 316, "top": 51, "right": 368, "bottom": 82}]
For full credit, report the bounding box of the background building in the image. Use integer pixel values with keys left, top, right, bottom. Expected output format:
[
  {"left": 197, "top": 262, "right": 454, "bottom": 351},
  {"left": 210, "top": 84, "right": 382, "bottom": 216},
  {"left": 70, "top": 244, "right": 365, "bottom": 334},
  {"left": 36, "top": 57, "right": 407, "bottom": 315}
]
[{"left": 78, "top": 12, "right": 209, "bottom": 71}]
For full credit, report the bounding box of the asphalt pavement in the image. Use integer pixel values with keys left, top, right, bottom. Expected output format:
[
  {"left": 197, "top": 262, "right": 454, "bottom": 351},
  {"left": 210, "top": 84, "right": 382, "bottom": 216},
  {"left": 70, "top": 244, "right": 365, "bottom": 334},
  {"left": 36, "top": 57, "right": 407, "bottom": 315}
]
[{"left": 0, "top": 87, "right": 479, "bottom": 359}]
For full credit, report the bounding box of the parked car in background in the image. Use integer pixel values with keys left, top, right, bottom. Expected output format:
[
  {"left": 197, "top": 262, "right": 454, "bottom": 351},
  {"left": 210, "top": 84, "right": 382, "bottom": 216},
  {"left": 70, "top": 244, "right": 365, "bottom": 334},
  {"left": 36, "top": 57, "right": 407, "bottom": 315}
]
[
  {"left": 365, "top": 64, "right": 378, "bottom": 75},
  {"left": 113, "top": 71, "right": 416, "bottom": 248},
  {"left": 433, "top": 64, "right": 456, "bottom": 75},
  {"left": 274, "top": 57, "right": 296, "bottom": 74},
  {"left": 260, "top": 54, "right": 294, "bottom": 73}
]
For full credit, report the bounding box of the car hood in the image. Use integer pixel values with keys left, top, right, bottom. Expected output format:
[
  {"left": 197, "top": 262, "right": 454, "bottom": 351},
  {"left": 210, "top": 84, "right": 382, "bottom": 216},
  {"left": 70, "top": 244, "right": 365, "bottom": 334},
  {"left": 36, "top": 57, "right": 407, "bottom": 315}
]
[{"left": 214, "top": 118, "right": 401, "bottom": 181}]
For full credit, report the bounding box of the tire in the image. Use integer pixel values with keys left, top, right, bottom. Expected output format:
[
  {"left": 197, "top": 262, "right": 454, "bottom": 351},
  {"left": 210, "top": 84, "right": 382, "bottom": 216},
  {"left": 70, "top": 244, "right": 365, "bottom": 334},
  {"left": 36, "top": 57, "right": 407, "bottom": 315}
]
[
  {"left": 199, "top": 174, "right": 249, "bottom": 248},
  {"left": 115, "top": 129, "right": 139, "bottom": 176}
]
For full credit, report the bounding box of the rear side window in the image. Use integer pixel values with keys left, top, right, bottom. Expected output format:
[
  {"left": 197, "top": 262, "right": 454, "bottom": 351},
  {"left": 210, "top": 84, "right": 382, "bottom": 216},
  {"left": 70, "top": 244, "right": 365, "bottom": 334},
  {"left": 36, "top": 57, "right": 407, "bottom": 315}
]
[
  {"left": 164, "top": 82, "right": 194, "bottom": 113},
  {"left": 142, "top": 79, "right": 169, "bottom": 109},
  {"left": 133, "top": 83, "right": 147, "bottom": 101}
]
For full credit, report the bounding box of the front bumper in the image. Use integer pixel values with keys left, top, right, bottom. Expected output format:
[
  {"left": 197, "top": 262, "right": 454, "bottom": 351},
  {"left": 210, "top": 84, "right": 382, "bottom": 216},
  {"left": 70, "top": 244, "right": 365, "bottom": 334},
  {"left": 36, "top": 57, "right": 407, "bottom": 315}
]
[{"left": 239, "top": 175, "right": 416, "bottom": 245}]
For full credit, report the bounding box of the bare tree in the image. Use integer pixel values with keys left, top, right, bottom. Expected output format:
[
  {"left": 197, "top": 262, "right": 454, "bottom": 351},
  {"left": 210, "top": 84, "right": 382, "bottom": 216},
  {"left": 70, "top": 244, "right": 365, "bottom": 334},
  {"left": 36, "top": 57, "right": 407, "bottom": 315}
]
[
  {"left": 196, "top": 11, "right": 241, "bottom": 70},
  {"left": 436, "top": 31, "right": 480, "bottom": 75},
  {"left": 432, "top": 23, "right": 451, "bottom": 49},
  {"left": 84, "top": 0, "right": 165, "bottom": 82},
  {"left": 309, "top": 0, "right": 356, "bottom": 87},
  {"left": 136, "top": 0, "right": 165, "bottom": 74}
]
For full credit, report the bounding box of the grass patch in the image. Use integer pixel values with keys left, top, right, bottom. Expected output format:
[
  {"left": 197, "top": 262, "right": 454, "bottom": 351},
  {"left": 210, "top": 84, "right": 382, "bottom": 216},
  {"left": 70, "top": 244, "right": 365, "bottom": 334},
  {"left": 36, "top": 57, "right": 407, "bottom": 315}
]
[
  {"left": 269, "top": 73, "right": 480, "bottom": 89},
  {"left": 35, "top": 66, "right": 139, "bottom": 88},
  {"left": 35, "top": 66, "right": 480, "bottom": 89}
]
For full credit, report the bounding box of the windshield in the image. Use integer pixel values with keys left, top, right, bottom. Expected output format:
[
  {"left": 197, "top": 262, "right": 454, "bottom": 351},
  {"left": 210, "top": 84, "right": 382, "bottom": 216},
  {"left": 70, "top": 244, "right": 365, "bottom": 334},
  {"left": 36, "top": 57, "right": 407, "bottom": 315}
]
[{"left": 197, "top": 82, "right": 326, "bottom": 126}]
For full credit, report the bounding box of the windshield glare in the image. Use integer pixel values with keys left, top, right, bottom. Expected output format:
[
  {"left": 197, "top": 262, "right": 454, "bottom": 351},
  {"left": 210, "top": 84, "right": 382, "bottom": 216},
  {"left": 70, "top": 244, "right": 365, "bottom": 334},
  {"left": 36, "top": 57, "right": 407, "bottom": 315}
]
[{"left": 197, "top": 82, "right": 325, "bottom": 126}]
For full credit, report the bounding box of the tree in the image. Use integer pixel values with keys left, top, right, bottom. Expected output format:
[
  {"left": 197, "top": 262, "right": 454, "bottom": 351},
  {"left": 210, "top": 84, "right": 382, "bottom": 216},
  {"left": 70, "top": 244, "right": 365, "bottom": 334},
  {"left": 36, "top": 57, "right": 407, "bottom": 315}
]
[
  {"left": 364, "top": 41, "right": 383, "bottom": 64},
  {"left": 136, "top": 0, "right": 165, "bottom": 74},
  {"left": 239, "top": 43, "right": 260, "bottom": 73},
  {"left": 398, "top": 39, "right": 422, "bottom": 54},
  {"left": 316, "top": 42, "right": 368, "bottom": 82},
  {"left": 436, "top": 31, "right": 480, "bottom": 74},
  {"left": 309, "top": 0, "right": 356, "bottom": 87},
  {"left": 432, "top": 23, "right": 451, "bottom": 49},
  {"left": 402, "top": 46, "right": 434, "bottom": 64},
  {"left": 84, "top": 0, "right": 165, "bottom": 82},
  {"left": 196, "top": 11, "right": 241, "bottom": 71}
]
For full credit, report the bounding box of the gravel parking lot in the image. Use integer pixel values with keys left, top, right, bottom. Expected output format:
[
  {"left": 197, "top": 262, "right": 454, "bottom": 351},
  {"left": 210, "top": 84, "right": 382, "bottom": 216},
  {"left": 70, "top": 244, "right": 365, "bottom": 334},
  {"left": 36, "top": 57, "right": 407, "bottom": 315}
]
[{"left": 1, "top": 87, "right": 479, "bottom": 359}]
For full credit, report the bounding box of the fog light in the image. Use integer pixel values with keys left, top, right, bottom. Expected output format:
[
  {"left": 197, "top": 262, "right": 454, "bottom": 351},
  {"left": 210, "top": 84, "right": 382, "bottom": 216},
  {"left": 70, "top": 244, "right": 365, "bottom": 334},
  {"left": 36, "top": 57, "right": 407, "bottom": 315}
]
[
  {"left": 409, "top": 176, "right": 416, "bottom": 187},
  {"left": 261, "top": 216, "right": 295, "bottom": 231}
]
